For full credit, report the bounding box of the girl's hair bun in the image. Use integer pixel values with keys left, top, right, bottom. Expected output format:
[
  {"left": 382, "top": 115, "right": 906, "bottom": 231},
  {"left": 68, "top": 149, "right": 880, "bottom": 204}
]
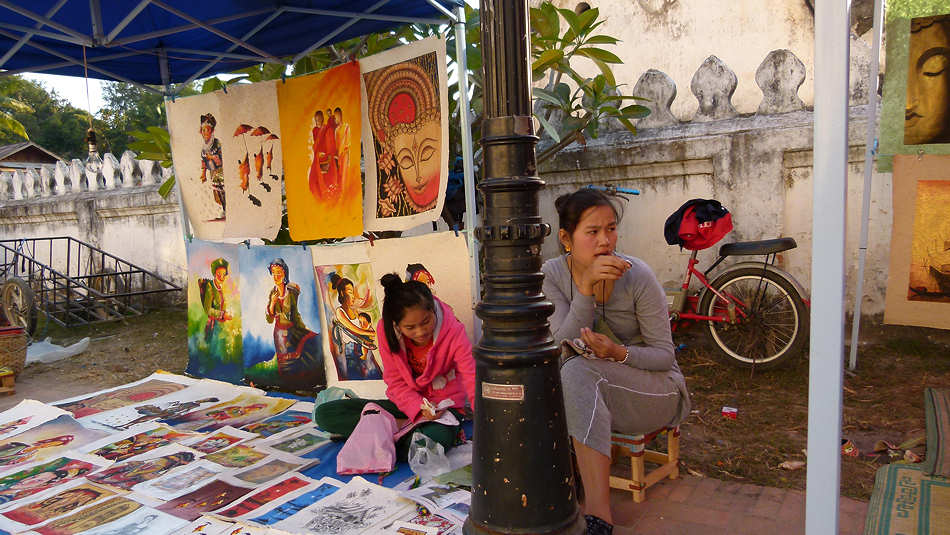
[{"left": 380, "top": 273, "right": 403, "bottom": 292}]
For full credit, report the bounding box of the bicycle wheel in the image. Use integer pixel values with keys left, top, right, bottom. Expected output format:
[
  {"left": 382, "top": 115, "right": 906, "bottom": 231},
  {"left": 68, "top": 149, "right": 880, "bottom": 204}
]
[
  {"left": 697, "top": 267, "right": 808, "bottom": 369},
  {"left": 1, "top": 278, "right": 36, "bottom": 336}
]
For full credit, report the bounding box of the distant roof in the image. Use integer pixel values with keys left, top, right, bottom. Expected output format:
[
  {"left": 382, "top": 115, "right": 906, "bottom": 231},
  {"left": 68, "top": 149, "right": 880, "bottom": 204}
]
[{"left": 0, "top": 141, "right": 64, "bottom": 162}]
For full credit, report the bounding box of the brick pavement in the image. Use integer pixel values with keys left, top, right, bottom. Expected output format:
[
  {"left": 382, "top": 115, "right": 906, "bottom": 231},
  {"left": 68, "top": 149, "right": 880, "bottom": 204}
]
[{"left": 609, "top": 475, "right": 868, "bottom": 534}]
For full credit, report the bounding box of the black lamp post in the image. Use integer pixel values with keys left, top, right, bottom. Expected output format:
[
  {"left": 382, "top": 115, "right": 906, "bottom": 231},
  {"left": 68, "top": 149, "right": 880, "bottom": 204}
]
[{"left": 463, "top": 1, "right": 584, "bottom": 534}]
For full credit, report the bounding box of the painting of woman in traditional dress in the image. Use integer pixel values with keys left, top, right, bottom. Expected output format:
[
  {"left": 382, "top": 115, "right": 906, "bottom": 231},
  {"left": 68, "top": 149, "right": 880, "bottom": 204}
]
[
  {"left": 87, "top": 452, "right": 196, "bottom": 491},
  {"left": 0, "top": 458, "right": 96, "bottom": 506},
  {"left": 316, "top": 263, "right": 382, "bottom": 381}
]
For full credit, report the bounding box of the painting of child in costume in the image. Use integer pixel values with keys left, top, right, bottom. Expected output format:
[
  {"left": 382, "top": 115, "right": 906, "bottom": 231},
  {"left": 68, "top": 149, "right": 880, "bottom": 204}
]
[
  {"left": 240, "top": 246, "right": 325, "bottom": 392},
  {"left": 199, "top": 113, "right": 225, "bottom": 219},
  {"left": 316, "top": 263, "right": 383, "bottom": 381},
  {"left": 186, "top": 241, "right": 243, "bottom": 384},
  {"left": 0, "top": 458, "right": 98, "bottom": 507}
]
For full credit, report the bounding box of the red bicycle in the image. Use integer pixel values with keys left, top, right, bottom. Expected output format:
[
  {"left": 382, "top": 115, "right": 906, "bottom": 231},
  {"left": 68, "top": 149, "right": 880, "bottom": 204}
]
[{"left": 589, "top": 186, "right": 810, "bottom": 369}]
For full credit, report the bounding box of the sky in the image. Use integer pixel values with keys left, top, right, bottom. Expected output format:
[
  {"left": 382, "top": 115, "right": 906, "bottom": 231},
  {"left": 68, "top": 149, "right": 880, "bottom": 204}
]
[{"left": 24, "top": 73, "right": 107, "bottom": 114}]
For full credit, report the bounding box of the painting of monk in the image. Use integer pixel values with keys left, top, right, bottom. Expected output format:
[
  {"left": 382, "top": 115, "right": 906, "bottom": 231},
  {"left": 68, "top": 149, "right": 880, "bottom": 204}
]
[
  {"left": 278, "top": 61, "right": 363, "bottom": 240},
  {"left": 361, "top": 37, "right": 449, "bottom": 231}
]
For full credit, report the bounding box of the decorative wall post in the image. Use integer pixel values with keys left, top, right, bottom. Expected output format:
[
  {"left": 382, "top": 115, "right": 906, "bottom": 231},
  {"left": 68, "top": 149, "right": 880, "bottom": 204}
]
[{"left": 464, "top": 1, "right": 583, "bottom": 534}]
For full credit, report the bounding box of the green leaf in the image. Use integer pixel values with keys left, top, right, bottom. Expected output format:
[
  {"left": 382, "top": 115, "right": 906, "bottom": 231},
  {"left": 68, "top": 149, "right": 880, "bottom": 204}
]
[
  {"left": 591, "top": 58, "right": 616, "bottom": 87},
  {"left": 201, "top": 77, "right": 226, "bottom": 93},
  {"left": 0, "top": 97, "right": 32, "bottom": 114},
  {"left": 0, "top": 113, "right": 28, "bottom": 140},
  {"left": 158, "top": 175, "right": 176, "bottom": 198},
  {"left": 575, "top": 47, "right": 623, "bottom": 64},
  {"left": 600, "top": 105, "right": 621, "bottom": 116},
  {"left": 535, "top": 113, "right": 561, "bottom": 143},
  {"left": 554, "top": 82, "right": 572, "bottom": 104},
  {"left": 557, "top": 8, "right": 580, "bottom": 37},
  {"left": 562, "top": 8, "right": 599, "bottom": 44},
  {"left": 532, "top": 49, "right": 564, "bottom": 75},
  {"left": 584, "top": 35, "right": 620, "bottom": 45},
  {"left": 621, "top": 104, "right": 651, "bottom": 119},
  {"left": 540, "top": 2, "right": 560, "bottom": 38},
  {"left": 533, "top": 87, "right": 565, "bottom": 108},
  {"left": 530, "top": 7, "right": 557, "bottom": 41},
  {"left": 617, "top": 116, "right": 638, "bottom": 135}
]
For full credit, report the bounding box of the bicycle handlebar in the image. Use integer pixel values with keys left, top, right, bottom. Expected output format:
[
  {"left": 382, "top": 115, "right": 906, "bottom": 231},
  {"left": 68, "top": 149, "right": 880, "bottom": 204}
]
[{"left": 583, "top": 184, "right": 640, "bottom": 196}]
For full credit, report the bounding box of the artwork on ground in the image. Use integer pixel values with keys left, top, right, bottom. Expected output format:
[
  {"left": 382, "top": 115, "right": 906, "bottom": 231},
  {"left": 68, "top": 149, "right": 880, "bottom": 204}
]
[
  {"left": 70, "top": 506, "right": 188, "bottom": 535},
  {"left": 264, "top": 429, "right": 330, "bottom": 455},
  {"left": 360, "top": 37, "right": 449, "bottom": 231},
  {"left": 0, "top": 457, "right": 102, "bottom": 509},
  {"left": 183, "top": 426, "right": 256, "bottom": 454},
  {"left": 55, "top": 379, "right": 188, "bottom": 419},
  {"left": 212, "top": 475, "right": 312, "bottom": 519},
  {"left": 218, "top": 81, "right": 284, "bottom": 240},
  {"left": 315, "top": 262, "right": 383, "bottom": 381},
  {"left": 278, "top": 61, "right": 364, "bottom": 240},
  {"left": 885, "top": 155, "right": 950, "bottom": 329},
  {"left": 241, "top": 410, "right": 311, "bottom": 438},
  {"left": 167, "top": 91, "right": 227, "bottom": 239},
  {"left": 135, "top": 461, "right": 224, "bottom": 501},
  {"left": 186, "top": 240, "right": 244, "bottom": 383},
  {"left": 161, "top": 393, "right": 295, "bottom": 433},
  {"left": 169, "top": 516, "right": 236, "bottom": 535},
  {"left": 233, "top": 457, "right": 303, "bottom": 485},
  {"left": 86, "top": 389, "right": 230, "bottom": 431},
  {"left": 86, "top": 446, "right": 197, "bottom": 491},
  {"left": 240, "top": 246, "right": 325, "bottom": 391},
  {"left": 0, "top": 481, "right": 115, "bottom": 531},
  {"left": 271, "top": 476, "right": 410, "bottom": 535},
  {"left": 86, "top": 425, "right": 194, "bottom": 462},
  {"left": 0, "top": 400, "right": 69, "bottom": 440},
  {"left": 31, "top": 496, "right": 142, "bottom": 535},
  {"left": 156, "top": 479, "right": 255, "bottom": 521},
  {"left": 246, "top": 479, "right": 343, "bottom": 525},
  {"left": 0, "top": 415, "right": 107, "bottom": 469},
  {"left": 387, "top": 510, "right": 457, "bottom": 535},
  {"left": 904, "top": 14, "right": 950, "bottom": 146},
  {"left": 201, "top": 444, "right": 268, "bottom": 468}
]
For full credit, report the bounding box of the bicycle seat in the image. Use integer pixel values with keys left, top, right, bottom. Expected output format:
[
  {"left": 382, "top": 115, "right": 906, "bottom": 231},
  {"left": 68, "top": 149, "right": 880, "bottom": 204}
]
[{"left": 718, "top": 238, "right": 797, "bottom": 257}]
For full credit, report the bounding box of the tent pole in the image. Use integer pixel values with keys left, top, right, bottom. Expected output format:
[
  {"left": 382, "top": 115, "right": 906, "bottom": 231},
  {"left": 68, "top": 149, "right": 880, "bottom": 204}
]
[
  {"left": 848, "top": 0, "right": 883, "bottom": 371},
  {"left": 806, "top": 0, "right": 850, "bottom": 533},
  {"left": 454, "top": 5, "right": 481, "bottom": 316},
  {"left": 158, "top": 48, "right": 191, "bottom": 243}
]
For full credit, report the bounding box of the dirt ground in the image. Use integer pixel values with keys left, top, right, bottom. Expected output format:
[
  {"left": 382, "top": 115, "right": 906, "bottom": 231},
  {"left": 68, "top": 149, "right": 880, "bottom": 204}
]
[{"left": 7, "top": 305, "right": 949, "bottom": 501}]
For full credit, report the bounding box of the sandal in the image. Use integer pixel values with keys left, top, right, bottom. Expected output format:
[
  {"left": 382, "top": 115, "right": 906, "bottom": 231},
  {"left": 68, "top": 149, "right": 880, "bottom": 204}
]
[
  {"left": 841, "top": 439, "right": 860, "bottom": 457},
  {"left": 585, "top": 514, "right": 613, "bottom": 535}
]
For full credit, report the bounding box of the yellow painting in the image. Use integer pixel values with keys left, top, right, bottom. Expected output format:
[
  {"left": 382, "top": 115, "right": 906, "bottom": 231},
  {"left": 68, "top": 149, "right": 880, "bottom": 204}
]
[
  {"left": 908, "top": 180, "right": 950, "bottom": 302},
  {"left": 278, "top": 62, "right": 363, "bottom": 240}
]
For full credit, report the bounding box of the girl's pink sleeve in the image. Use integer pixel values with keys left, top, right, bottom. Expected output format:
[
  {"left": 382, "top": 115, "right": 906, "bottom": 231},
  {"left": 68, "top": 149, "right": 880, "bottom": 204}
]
[{"left": 378, "top": 323, "right": 424, "bottom": 421}]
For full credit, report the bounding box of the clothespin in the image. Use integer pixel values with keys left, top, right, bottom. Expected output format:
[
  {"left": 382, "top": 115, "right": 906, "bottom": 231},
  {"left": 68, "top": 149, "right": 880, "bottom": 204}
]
[
  {"left": 452, "top": 223, "right": 459, "bottom": 237},
  {"left": 363, "top": 232, "right": 375, "bottom": 247},
  {"left": 872, "top": 138, "right": 878, "bottom": 155},
  {"left": 917, "top": 149, "right": 925, "bottom": 161},
  {"left": 186, "top": 234, "right": 193, "bottom": 243},
  {"left": 170, "top": 93, "right": 176, "bottom": 103},
  {"left": 300, "top": 243, "right": 306, "bottom": 249},
  {"left": 243, "top": 239, "right": 250, "bottom": 249},
  {"left": 221, "top": 83, "right": 227, "bottom": 94},
  {"left": 281, "top": 70, "right": 287, "bottom": 84}
]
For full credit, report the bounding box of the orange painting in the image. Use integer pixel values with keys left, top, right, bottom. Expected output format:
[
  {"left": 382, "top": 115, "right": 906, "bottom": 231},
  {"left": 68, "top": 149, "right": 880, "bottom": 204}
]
[
  {"left": 908, "top": 180, "right": 950, "bottom": 302},
  {"left": 278, "top": 62, "right": 363, "bottom": 240}
]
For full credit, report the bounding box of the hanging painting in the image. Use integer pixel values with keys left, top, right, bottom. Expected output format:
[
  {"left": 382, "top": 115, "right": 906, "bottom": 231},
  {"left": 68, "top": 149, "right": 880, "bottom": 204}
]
[
  {"left": 218, "top": 81, "right": 284, "bottom": 240},
  {"left": 279, "top": 62, "right": 364, "bottom": 240},
  {"left": 160, "top": 393, "right": 295, "bottom": 433},
  {"left": 167, "top": 92, "right": 228, "bottom": 239},
  {"left": 240, "top": 245, "right": 326, "bottom": 391},
  {"left": 878, "top": 4, "right": 950, "bottom": 170},
  {"left": 885, "top": 155, "right": 950, "bottom": 329},
  {"left": 0, "top": 456, "right": 102, "bottom": 509},
  {"left": 0, "top": 414, "right": 107, "bottom": 469},
  {"left": 186, "top": 240, "right": 244, "bottom": 383},
  {"left": 360, "top": 36, "right": 449, "bottom": 231}
]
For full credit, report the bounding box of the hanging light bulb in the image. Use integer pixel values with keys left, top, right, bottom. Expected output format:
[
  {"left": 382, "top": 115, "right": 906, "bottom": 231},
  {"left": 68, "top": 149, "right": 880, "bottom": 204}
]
[{"left": 84, "top": 128, "right": 103, "bottom": 190}]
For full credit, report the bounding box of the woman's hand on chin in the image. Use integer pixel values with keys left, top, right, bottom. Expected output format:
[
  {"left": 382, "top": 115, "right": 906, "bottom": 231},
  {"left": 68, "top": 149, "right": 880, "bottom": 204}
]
[
  {"left": 577, "top": 255, "right": 631, "bottom": 294},
  {"left": 580, "top": 328, "right": 625, "bottom": 362}
]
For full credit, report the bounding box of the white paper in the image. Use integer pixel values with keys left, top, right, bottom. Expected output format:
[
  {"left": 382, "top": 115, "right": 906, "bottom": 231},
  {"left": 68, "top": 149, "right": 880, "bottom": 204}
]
[
  {"left": 257, "top": 427, "right": 331, "bottom": 456},
  {"left": 182, "top": 426, "right": 259, "bottom": 454},
  {"left": 235, "top": 476, "right": 343, "bottom": 523},
  {"left": 67, "top": 503, "right": 189, "bottom": 535},
  {"left": 0, "top": 480, "right": 116, "bottom": 533},
  {"left": 133, "top": 460, "right": 229, "bottom": 501},
  {"left": 0, "top": 400, "right": 69, "bottom": 441},
  {"left": 83, "top": 382, "right": 248, "bottom": 432},
  {"left": 169, "top": 515, "right": 237, "bottom": 535}
]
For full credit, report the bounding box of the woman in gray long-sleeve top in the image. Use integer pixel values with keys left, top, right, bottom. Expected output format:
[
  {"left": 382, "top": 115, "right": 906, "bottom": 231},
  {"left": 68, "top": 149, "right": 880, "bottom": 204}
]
[{"left": 542, "top": 189, "right": 690, "bottom": 535}]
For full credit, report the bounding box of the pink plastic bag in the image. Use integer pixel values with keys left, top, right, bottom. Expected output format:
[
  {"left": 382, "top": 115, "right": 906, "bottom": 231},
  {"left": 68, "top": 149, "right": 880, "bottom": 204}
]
[{"left": 336, "top": 402, "right": 398, "bottom": 475}]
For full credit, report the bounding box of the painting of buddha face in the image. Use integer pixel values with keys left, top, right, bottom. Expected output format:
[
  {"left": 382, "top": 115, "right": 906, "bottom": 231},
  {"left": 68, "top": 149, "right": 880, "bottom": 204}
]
[
  {"left": 905, "top": 15, "right": 950, "bottom": 145},
  {"left": 365, "top": 52, "right": 443, "bottom": 217}
]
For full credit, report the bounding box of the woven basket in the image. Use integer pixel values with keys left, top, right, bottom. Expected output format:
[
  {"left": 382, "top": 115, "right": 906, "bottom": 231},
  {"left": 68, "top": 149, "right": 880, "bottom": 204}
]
[{"left": 0, "top": 328, "right": 28, "bottom": 375}]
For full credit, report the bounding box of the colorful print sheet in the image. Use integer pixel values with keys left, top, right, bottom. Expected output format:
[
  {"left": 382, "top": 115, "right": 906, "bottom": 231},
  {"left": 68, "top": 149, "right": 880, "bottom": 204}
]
[
  {"left": 0, "top": 481, "right": 116, "bottom": 532},
  {"left": 55, "top": 380, "right": 188, "bottom": 419},
  {"left": 0, "top": 456, "right": 104, "bottom": 509},
  {"left": 186, "top": 241, "right": 244, "bottom": 384},
  {"left": 361, "top": 37, "right": 449, "bottom": 231},
  {"left": 279, "top": 62, "right": 364, "bottom": 240},
  {"left": 0, "top": 415, "right": 107, "bottom": 469},
  {"left": 156, "top": 478, "right": 255, "bottom": 521},
  {"left": 240, "top": 246, "right": 326, "bottom": 392},
  {"left": 160, "top": 394, "right": 295, "bottom": 433},
  {"left": 211, "top": 474, "right": 315, "bottom": 519},
  {"left": 0, "top": 400, "right": 69, "bottom": 441}
]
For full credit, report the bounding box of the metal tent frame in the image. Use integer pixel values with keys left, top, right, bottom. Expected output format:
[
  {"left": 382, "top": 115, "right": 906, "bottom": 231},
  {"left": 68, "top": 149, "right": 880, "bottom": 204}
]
[{"left": 0, "top": 0, "right": 481, "bottom": 306}]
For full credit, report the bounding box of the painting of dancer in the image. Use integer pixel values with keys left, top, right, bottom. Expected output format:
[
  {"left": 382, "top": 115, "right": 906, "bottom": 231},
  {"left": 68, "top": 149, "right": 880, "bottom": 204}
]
[
  {"left": 278, "top": 62, "right": 363, "bottom": 240},
  {"left": 315, "top": 263, "right": 383, "bottom": 381},
  {"left": 240, "top": 246, "right": 326, "bottom": 391}
]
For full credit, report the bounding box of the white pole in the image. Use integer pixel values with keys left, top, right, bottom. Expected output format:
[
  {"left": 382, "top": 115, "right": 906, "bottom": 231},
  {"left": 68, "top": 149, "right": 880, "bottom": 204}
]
[
  {"left": 806, "top": 0, "right": 850, "bottom": 533},
  {"left": 454, "top": 5, "right": 482, "bottom": 317},
  {"left": 848, "top": 0, "right": 884, "bottom": 370}
]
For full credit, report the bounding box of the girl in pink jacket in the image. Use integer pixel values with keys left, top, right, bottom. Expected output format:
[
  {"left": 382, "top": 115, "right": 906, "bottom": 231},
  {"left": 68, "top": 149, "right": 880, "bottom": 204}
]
[{"left": 314, "top": 273, "right": 475, "bottom": 459}]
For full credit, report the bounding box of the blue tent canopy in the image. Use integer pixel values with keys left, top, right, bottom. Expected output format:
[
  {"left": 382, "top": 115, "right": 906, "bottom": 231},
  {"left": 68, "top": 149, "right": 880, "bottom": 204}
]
[{"left": 0, "top": 0, "right": 462, "bottom": 89}]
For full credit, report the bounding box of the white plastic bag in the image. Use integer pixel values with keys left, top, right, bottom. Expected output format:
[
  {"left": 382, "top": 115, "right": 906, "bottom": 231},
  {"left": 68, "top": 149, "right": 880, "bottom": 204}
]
[{"left": 408, "top": 431, "right": 451, "bottom": 480}]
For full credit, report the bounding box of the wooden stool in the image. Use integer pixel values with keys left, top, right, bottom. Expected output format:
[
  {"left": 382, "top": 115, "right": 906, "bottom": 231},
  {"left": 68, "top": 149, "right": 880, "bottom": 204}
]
[
  {"left": 0, "top": 367, "right": 15, "bottom": 396},
  {"left": 609, "top": 427, "right": 680, "bottom": 503}
]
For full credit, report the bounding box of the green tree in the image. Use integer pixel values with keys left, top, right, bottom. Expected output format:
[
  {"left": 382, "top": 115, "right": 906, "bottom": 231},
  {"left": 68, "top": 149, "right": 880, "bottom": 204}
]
[{"left": 0, "top": 76, "right": 92, "bottom": 159}]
